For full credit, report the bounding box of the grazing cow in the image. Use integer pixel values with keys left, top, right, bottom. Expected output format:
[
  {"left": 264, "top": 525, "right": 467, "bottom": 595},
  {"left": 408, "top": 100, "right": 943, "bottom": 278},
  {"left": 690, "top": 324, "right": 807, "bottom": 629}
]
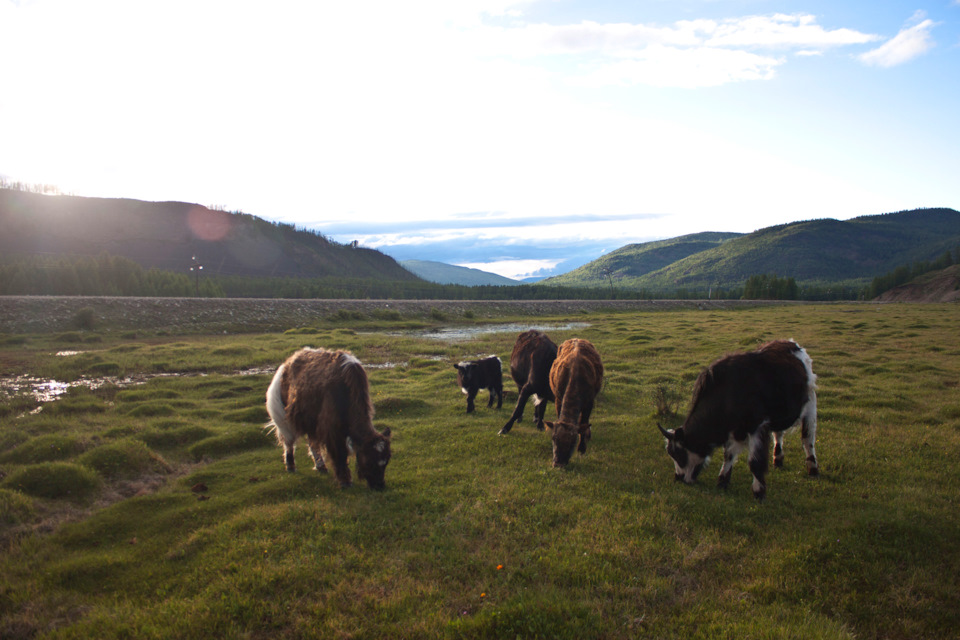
[
  {"left": 499, "top": 330, "right": 558, "bottom": 435},
  {"left": 453, "top": 355, "right": 503, "bottom": 413},
  {"left": 545, "top": 339, "right": 604, "bottom": 467},
  {"left": 658, "top": 339, "right": 819, "bottom": 501},
  {"left": 265, "top": 347, "right": 392, "bottom": 490}
]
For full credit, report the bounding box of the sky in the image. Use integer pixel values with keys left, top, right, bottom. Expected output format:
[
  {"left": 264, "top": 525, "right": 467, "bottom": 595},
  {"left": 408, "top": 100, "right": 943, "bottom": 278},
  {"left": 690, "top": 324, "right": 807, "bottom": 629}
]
[{"left": 2, "top": 0, "right": 959, "bottom": 280}]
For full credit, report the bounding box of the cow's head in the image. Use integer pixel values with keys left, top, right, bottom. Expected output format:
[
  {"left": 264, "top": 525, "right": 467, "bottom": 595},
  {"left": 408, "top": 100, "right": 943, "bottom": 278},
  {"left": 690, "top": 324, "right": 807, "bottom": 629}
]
[
  {"left": 545, "top": 420, "right": 581, "bottom": 467},
  {"left": 356, "top": 427, "right": 392, "bottom": 490},
  {"left": 454, "top": 362, "right": 477, "bottom": 391},
  {"left": 657, "top": 424, "right": 706, "bottom": 484}
]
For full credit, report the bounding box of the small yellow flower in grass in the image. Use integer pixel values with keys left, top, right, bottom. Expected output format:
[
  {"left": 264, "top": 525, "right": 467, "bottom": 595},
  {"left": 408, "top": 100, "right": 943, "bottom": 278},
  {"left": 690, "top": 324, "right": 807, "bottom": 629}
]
[
  {"left": 480, "top": 592, "right": 486, "bottom": 598},
  {"left": 496, "top": 564, "right": 503, "bottom": 570}
]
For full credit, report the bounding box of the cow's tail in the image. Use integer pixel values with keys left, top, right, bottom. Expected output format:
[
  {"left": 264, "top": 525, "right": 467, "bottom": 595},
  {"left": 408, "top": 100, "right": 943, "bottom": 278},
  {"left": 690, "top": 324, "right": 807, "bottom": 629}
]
[
  {"left": 339, "top": 352, "right": 375, "bottom": 436},
  {"left": 265, "top": 363, "right": 295, "bottom": 446}
]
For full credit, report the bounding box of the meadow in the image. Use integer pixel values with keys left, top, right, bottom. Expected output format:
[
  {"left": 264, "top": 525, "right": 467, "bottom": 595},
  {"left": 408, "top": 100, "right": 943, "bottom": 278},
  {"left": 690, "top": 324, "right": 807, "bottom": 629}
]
[{"left": 1, "top": 303, "right": 959, "bottom": 639}]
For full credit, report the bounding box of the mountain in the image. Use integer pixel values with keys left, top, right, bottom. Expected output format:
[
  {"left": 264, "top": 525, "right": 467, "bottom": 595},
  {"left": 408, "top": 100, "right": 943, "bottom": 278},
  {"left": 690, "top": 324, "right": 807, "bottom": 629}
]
[
  {"left": 400, "top": 259, "right": 521, "bottom": 286},
  {"left": 0, "top": 189, "right": 419, "bottom": 281},
  {"left": 543, "top": 209, "right": 960, "bottom": 291}
]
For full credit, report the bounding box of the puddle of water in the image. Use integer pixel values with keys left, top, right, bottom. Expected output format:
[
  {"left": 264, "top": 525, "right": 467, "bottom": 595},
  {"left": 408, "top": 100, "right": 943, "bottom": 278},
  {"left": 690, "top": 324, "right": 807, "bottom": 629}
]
[
  {"left": 369, "top": 322, "right": 590, "bottom": 342},
  {"left": 2, "top": 324, "right": 589, "bottom": 408}
]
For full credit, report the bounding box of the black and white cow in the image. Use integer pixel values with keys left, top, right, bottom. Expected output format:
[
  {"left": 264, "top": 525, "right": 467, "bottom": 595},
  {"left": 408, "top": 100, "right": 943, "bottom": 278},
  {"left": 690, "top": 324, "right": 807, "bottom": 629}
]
[
  {"left": 658, "top": 339, "right": 819, "bottom": 501},
  {"left": 454, "top": 355, "right": 503, "bottom": 413}
]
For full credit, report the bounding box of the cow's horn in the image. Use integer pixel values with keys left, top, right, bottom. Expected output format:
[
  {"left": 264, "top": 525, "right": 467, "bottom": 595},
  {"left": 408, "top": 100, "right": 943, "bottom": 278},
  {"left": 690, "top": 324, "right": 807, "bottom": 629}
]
[{"left": 657, "top": 423, "right": 674, "bottom": 440}]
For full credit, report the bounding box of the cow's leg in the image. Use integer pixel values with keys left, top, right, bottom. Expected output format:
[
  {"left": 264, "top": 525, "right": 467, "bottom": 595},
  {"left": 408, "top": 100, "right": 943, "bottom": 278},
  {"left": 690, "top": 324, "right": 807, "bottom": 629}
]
[
  {"left": 717, "top": 436, "right": 746, "bottom": 489},
  {"left": 495, "top": 384, "right": 503, "bottom": 409},
  {"left": 748, "top": 428, "right": 772, "bottom": 501},
  {"left": 330, "top": 436, "right": 353, "bottom": 488},
  {"left": 283, "top": 442, "right": 296, "bottom": 472},
  {"left": 577, "top": 401, "right": 594, "bottom": 454},
  {"left": 307, "top": 437, "right": 328, "bottom": 473},
  {"left": 487, "top": 387, "right": 496, "bottom": 408},
  {"left": 500, "top": 384, "right": 534, "bottom": 434},
  {"left": 800, "top": 390, "right": 819, "bottom": 476},
  {"left": 772, "top": 430, "right": 785, "bottom": 468},
  {"left": 466, "top": 388, "right": 477, "bottom": 413},
  {"left": 534, "top": 393, "right": 552, "bottom": 430}
]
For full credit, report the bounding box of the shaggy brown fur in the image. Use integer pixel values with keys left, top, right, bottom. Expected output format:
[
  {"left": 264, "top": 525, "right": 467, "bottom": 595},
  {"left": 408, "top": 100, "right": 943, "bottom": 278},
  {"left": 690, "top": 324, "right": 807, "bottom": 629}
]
[
  {"left": 266, "top": 348, "right": 392, "bottom": 490},
  {"left": 545, "top": 339, "right": 603, "bottom": 467}
]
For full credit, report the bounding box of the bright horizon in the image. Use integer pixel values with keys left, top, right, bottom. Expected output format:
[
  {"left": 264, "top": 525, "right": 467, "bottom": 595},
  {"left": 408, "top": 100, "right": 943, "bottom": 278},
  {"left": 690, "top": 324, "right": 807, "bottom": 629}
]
[{"left": 2, "top": 0, "right": 958, "bottom": 279}]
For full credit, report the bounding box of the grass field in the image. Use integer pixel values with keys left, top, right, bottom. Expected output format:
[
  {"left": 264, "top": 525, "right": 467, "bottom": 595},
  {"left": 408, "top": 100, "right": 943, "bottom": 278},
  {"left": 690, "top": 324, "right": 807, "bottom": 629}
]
[{"left": 1, "top": 303, "right": 959, "bottom": 639}]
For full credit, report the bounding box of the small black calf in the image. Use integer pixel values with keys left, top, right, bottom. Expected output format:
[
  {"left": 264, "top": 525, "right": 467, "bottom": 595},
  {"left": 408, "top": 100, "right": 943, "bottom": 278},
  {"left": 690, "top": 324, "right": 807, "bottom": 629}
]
[{"left": 454, "top": 355, "right": 503, "bottom": 413}]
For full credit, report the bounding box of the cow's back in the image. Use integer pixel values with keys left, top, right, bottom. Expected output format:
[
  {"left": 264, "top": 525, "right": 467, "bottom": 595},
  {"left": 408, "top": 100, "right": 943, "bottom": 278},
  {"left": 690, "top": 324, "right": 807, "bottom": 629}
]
[
  {"left": 551, "top": 338, "right": 603, "bottom": 403},
  {"left": 510, "top": 330, "right": 557, "bottom": 389},
  {"left": 284, "top": 348, "right": 372, "bottom": 440}
]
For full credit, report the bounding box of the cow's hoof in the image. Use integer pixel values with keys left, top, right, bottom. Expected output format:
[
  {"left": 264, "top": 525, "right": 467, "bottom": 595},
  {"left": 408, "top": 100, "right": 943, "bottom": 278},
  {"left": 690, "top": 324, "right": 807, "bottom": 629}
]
[
  {"left": 286, "top": 467, "right": 296, "bottom": 473},
  {"left": 773, "top": 457, "right": 784, "bottom": 469},
  {"left": 808, "top": 466, "right": 820, "bottom": 477},
  {"left": 314, "top": 466, "right": 328, "bottom": 474},
  {"left": 717, "top": 474, "right": 731, "bottom": 489},
  {"left": 339, "top": 482, "right": 354, "bottom": 489},
  {"left": 498, "top": 427, "right": 511, "bottom": 436}
]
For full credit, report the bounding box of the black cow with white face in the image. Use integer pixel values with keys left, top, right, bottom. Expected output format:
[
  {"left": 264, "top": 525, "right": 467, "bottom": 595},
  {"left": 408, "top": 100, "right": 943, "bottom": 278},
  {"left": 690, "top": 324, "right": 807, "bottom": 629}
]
[
  {"left": 454, "top": 355, "right": 503, "bottom": 413},
  {"left": 658, "top": 339, "right": 819, "bottom": 501}
]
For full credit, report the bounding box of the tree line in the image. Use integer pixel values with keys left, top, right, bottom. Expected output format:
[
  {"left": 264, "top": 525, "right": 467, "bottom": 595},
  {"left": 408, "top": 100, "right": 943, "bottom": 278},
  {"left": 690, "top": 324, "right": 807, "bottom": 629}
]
[
  {"left": 867, "top": 249, "right": 958, "bottom": 299},
  {"left": 7, "top": 251, "right": 955, "bottom": 302}
]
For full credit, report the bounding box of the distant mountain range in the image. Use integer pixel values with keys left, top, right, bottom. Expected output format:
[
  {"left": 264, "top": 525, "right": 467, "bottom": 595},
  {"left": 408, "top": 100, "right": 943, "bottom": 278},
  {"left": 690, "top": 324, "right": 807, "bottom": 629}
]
[
  {"left": 544, "top": 208, "right": 960, "bottom": 291},
  {"left": 0, "top": 189, "right": 418, "bottom": 282},
  {"left": 3, "top": 188, "right": 957, "bottom": 295},
  {"left": 399, "top": 260, "right": 521, "bottom": 286}
]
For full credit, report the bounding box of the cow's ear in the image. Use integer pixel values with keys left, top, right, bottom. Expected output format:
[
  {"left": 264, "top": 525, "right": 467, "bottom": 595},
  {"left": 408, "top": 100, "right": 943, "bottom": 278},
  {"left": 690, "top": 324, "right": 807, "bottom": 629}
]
[
  {"left": 453, "top": 365, "right": 461, "bottom": 371},
  {"left": 657, "top": 423, "right": 675, "bottom": 441},
  {"left": 382, "top": 427, "right": 392, "bottom": 438},
  {"left": 544, "top": 421, "right": 555, "bottom": 431}
]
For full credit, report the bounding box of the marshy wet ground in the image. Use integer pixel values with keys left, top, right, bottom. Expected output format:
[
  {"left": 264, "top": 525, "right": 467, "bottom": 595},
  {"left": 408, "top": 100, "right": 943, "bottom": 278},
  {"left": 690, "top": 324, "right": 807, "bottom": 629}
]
[{"left": 1, "top": 321, "right": 590, "bottom": 407}]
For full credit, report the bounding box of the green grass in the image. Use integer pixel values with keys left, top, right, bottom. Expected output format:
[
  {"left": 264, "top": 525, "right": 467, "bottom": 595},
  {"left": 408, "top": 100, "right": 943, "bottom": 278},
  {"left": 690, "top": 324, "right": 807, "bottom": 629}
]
[{"left": 1, "top": 304, "right": 960, "bottom": 638}]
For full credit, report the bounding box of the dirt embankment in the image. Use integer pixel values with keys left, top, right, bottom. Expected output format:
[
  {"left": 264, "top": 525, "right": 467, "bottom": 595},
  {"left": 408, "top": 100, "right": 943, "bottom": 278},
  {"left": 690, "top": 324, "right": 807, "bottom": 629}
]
[
  {"left": 0, "top": 296, "right": 782, "bottom": 334},
  {"left": 875, "top": 265, "right": 960, "bottom": 303}
]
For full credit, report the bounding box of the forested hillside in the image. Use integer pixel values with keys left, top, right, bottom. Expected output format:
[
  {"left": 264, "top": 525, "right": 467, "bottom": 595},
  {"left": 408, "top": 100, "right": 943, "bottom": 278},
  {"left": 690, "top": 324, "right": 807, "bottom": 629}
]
[
  {"left": 0, "top": 188, "right": 418, "bottom": 281},
  {"left": 545, "top": 208, "right": 960, "bottom": 293}
]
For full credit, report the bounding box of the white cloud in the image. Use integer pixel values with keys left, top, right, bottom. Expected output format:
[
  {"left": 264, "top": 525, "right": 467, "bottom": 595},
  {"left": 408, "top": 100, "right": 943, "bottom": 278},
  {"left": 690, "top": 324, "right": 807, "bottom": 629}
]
[
  {"left": 481, "top": 13, "right": 877, "bottom": 88},
  {"left": 457, "top": 259, "right": 562, "bottom": 280},
  {"left": 574, "top": 45, "right": 783, "bottom": 88},
  {"left": 859, "top": 14, "right": 937, "bottom": 67},
  {"left": 703, "top": 14, "right": 880, "bottom": 49}
]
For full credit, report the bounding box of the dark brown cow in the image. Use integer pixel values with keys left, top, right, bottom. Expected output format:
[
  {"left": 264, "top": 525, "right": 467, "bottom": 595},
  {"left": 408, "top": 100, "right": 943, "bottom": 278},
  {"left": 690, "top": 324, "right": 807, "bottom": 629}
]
[
  {"left": 658, "top": 339, "right": 818, "bottom": 501},
  {"left": 265, "top": 347, "right": 392, "bottom": 490},
  {"left": 499, "top": 330, "right": 558, "bottom": 435},
  {"left": 545, "top": 338, "right": 603, "bottom": 467}
]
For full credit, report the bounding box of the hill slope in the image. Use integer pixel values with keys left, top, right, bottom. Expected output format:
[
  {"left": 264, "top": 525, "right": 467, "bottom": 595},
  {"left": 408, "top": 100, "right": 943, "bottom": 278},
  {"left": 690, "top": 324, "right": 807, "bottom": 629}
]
[
  {"left": 400, "top": 260, "right": 520, "bottom": 286},
  {"left": 0, "top": 189, "right": 419, "bottom": 281},
  {"left": 875, "top": 264, "right": 960, "bottom": 302},
  {"left": 545, "top": 209, "right": 960, "bottom": 291}
]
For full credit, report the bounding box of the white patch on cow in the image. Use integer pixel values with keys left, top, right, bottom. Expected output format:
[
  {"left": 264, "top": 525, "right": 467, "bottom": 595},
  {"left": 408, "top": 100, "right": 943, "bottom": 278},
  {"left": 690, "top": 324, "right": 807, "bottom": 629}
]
[
  {"left": 682, "top": 452, "right": 707, "bottom": 484},
  {"left": 457, "top": 361, "right": 471, "bottom": 368},
  {"left": 791, "top": 341, "right": 818, "bottom": 390},
  {"left": 718, "top": 433, "right": 747, "bottom": 479},
  {"left": 340, "top": 352, "right": 363, "bottom": 369},
  {"left": 461, "top": 387, "right": 469, "bottom": 395},
  {"left": 532, "top": 394, "right": 542, "bottom": 406},
  {"left": 375, "top": 440, "right": 386, "bottom": 453}
]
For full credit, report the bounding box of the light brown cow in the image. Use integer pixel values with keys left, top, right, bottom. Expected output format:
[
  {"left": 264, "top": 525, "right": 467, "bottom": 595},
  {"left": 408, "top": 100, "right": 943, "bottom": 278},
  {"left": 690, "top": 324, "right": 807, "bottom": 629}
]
[
  {"left": 265, "top": 348, "right": 392, "bottom": 490},
  {"left": 545, "top": 338, "right": 603, "bottom": 467}
]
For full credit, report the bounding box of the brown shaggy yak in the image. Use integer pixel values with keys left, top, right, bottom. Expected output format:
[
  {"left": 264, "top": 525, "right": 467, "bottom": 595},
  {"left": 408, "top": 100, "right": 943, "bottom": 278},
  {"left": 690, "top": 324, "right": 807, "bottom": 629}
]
[
  {"left": 265, "top": 347, "right": 392, "bottom": 490},
  {"left": 545, "top": 338, "right": 603, "bottom": 467}
]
